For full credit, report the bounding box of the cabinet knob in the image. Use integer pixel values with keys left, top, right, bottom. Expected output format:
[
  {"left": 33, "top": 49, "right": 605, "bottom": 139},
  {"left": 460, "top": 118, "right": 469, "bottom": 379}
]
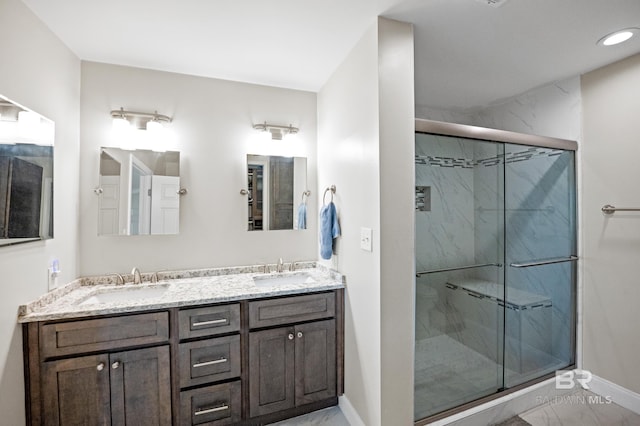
[
  {"left": 96, "top": 362, "right": 105, "bottom": 371},
  {"left": 288, "top": 333, "right": 294, "bottom": 340},
  {"left": 297, "top": 331, "right": 303, "bottom": 338},
  {"left": 111, "top": 361, "right": 121, "bottom": 370}
]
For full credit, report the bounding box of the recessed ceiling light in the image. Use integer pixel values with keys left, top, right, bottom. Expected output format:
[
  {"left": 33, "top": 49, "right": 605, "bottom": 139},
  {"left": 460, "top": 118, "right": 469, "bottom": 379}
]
[{"left": 597, "top": 28, "right": 639, "bottom": 47}]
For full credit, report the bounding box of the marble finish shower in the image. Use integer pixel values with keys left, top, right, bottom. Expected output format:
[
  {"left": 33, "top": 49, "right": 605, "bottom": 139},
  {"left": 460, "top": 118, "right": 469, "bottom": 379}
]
[{"left": 414, "top": 120, "right": 577, "bottom": 422}]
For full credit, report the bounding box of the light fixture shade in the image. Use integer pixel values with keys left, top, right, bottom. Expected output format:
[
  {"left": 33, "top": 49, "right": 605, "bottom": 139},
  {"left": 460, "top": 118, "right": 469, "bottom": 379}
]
[
  {"left": 112, "top": 116, "right": 129, "bottom": 130},
  {"left": 285, "top": 131, "right": 298, "bottom": 141},
  {"left": 146, "top": 119, "right": 163, "bottom": 132},
  {"left": 18, "top": 110, "right": 41, "bottom": 140},
  {"left": 259, "top": 128, "right": 272, "bottom": 141}
]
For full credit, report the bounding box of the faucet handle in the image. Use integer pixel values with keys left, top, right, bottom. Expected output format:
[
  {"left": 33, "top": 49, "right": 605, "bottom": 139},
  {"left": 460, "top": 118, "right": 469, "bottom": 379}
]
[{"left": 111, "top": 273, "right": 125, "bottom": 285}]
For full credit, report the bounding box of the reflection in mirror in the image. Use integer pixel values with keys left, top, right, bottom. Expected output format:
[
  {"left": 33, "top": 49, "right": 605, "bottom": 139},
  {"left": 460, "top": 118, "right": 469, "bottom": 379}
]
[
  {"left": 247, "top": 155, "right": 307, "bottom": 231},
  {"left": 0, "top": 96, "right": 54, "bottom": 246},
  {"left": 98, "top": 148, "right": 180, "bottom": 236}
]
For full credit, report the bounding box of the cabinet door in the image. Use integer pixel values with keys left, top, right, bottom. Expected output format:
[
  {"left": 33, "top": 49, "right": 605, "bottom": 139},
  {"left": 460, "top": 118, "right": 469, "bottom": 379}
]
[
  {"left": 110, "top": 346, "right": 172, "bottom": 425},
  {"left": 42, "top": 354, "right": 111, "bottom": 426},
  {"left": 295, "top": 319, "right": 337, "bottom": 405},
  {"left": 249, "top": 327, "right": 295, "bottom": 417}
]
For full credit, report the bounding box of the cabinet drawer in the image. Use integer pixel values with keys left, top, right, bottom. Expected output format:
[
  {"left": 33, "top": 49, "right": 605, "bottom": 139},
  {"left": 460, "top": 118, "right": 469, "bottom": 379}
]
[
  {"left": 40, "top": 312, "right": 169, "bottom": 358},
  {"left": 179, "top": 304, "right": 240, "bottom": 340},
  {"left": 249, "top": 292, "right": 335, "bottom": 329},
  {"left": 180, "top": 381, "right": 241, "bottom": 426},
  {"left": 179, "top": 335, "right": 241, "bottom": 388}
]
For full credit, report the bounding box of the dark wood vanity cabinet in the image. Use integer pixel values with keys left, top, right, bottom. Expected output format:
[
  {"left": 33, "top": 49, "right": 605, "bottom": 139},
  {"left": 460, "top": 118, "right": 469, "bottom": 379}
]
[
  {"left": 177, "top": 303, "right": 243, "bottom": 425},
  {"left": 23, "top": 289, "right": 344, "bottom": 426},
  {"left": 249, "top": 319, "right": 336, "bottom": 417},
  {"left": 248, "top": 292, "right": 338, "bottom": 418},
  {"left": 25, "top": 312, "right": 172, "bottom": 425},
  {"left": 42, "top": 346, "right": 171, "bottom": 425}
]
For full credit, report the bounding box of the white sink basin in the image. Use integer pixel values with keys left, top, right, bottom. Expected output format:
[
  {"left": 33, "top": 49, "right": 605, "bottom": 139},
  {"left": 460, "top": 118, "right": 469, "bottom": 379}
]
[
  {"left": 80, "top": 285, "right": 169, "bottom": 305},
  {"left": 253, "top": 272, "right": 315, "bottom": 287}
]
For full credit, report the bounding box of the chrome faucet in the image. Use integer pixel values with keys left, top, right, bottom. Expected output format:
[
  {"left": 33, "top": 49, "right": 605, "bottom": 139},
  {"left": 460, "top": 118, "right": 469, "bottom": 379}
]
[
  {"left": 132, "top": 267, "right": 142, "bottom": 284},
  {"left": 276, "top": 258, "right": 284, "bottom": 273}
]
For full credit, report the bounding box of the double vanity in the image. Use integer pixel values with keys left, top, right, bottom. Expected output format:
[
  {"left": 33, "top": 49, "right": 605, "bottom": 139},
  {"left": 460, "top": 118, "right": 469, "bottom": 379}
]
[{"left": 19, "top": 263, "right": 345, "bottom": 425}]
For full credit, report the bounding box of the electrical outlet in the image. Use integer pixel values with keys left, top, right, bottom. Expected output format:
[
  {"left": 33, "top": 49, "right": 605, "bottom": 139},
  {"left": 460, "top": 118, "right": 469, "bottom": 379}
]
[{"left": 360, "top": 227, "right": 372, "bottom": 252}]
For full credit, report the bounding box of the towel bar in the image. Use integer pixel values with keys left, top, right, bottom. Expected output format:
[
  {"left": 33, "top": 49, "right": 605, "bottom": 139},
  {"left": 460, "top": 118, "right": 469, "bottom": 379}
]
[{"left": 602, "top": 204, "right": 640, "bottom": 215}]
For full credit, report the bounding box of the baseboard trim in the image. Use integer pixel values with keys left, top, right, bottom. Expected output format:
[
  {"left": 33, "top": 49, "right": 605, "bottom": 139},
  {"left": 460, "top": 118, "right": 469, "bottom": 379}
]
[
  {"left": 338, "top": 395, "right": 366, "bottom": 426},
  {"left": 590, "top": 375, "right": 640, "bottom": 415}
]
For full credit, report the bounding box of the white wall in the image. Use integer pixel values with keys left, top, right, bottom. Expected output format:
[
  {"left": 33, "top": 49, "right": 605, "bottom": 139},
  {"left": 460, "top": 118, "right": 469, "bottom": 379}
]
[
  {"left": 0, "top": 0, "right": 81, "bottom": 423},
  {"left": 318, "top": 22, "right": 382, "bottom": 426},
  {"left": 581, "top": 53, "right": 640, "bottom": 394},
  {"left": 378, "top": 17, "right": 415, "bottom": 426},
  {"left": 318, "top": 17, "right": 414, "bottom": 426},
  {"left": 80, "top": 61, "right": 317, "bottom": 275}
]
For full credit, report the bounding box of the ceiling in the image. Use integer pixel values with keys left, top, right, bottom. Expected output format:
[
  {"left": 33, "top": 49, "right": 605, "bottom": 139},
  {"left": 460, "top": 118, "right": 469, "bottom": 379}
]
[{"left": 21, "top": 0, "right": 640, "bottom": 110}]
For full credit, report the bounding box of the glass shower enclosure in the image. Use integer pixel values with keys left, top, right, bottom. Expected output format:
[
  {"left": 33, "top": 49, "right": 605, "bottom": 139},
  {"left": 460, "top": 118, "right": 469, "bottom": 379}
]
[{"left": 414, "top": 120, "right": 577, "bottom": 422}]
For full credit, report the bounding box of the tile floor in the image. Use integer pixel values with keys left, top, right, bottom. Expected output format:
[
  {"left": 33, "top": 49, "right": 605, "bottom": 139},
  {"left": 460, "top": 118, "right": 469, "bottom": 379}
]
[
  {"left": 268, "top": 406, "right": 349, "bottom": 426},
  {"left": 270, "top": 389, "right": 640, "bottom": 425},
  {"left": 519, "top": 389, "right": 640, "bottom": 426}
]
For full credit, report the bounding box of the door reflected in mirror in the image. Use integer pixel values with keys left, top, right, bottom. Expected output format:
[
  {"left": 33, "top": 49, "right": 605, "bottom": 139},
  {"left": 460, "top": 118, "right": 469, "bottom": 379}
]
[
  {"left": 98, "top": 148, "right": 180, "bottom": 235},
  {"left": 0, "top": 95, "right": 54, "bottom": 246},
  {"left": 247, "top": 155, "right": 307, "bottom": 231}
]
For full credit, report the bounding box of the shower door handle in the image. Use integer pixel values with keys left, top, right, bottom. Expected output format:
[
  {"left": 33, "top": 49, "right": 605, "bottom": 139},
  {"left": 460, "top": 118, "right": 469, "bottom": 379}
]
[{"left": 510, "top": 255, "right": 578, "bottom": 268}]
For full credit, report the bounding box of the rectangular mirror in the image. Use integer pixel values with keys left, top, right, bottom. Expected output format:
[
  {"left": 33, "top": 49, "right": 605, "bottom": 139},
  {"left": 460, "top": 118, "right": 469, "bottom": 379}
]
[
  {"left": 246, "top": 155, "right": 308, "bottom": 231},
  {"left": 0, "top": 95, "right": 54, "bottom": 246},
  {"left": 98, "top": 147, "right": 180, "bottom": 235}
]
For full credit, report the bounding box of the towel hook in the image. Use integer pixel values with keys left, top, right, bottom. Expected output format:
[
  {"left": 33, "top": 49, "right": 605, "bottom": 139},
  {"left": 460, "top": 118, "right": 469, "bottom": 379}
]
[
  {"left": 301, "top": 190, "right": 311, "bottom": 203},
  {"left": 323, "top": 185, "right": 336, "bottom": 205}
]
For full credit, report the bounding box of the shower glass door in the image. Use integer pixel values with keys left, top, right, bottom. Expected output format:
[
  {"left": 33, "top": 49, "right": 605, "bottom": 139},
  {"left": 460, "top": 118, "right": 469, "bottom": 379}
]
[
  {"left": 503, "top": 143, "right": 577, "bottom": 388},
  {"left": 414, "top": 133, "right": 505, "bottom": 420},
  {"left": 414, "top": 122, "right": 577, "bottom": 422}
]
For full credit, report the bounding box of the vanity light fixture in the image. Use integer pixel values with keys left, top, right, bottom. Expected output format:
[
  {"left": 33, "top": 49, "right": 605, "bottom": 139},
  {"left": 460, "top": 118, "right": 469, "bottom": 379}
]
[
  {"left": 253, "top": 121, "right": 299, "bottom": 140},
  {"left": 597, "top": 27, "right": 639, "bottom": 46},
  {"left": 110, "top": 107, "right": 172, "bottom": 130},
  {"left": 0, "top": 97, "right": 53, "bottom": 145}
]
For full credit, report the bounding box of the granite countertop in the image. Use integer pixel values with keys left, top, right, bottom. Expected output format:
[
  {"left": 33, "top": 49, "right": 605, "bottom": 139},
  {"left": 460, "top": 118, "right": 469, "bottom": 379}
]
[{"left": 18, "top": 262, "right": 345, "bottom": 323}]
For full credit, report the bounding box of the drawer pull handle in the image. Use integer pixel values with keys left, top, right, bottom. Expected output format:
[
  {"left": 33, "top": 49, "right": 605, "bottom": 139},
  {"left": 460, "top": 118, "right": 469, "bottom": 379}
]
[
  {"left": 297, "top": 331, "right": 303, "bottom": 338},
  {"left": 288, "top": 333, "right": 294, "bottom": 340},
  {"left": 193, "top": 357, "right": 228, "bottom": 368},
  {"left": 194, "top": 405, "right": 229, "bottom": 416},
  {"left": 111, "top": 361, "right": 120, "bottom": 370},
  {"left": 192, "top": 318, "right": 227, "bottom": 327},
  {"left": 96, "top": 362, "right": 105, "bottom": 371}
]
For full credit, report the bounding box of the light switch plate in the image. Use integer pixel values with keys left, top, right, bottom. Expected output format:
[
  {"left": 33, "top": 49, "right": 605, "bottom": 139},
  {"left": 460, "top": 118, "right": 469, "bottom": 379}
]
[{"left": 360, "top": 227, "right": 373, "bottom": 252}]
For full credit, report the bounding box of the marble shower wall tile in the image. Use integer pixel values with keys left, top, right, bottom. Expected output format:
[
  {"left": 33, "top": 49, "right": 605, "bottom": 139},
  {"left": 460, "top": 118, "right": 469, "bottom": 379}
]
[
  {"left": 415, "top": 134, "right": 476, "bottom": 274},
  {"left": 474, "top": 77, "right": 582, "bottom": 142},
  {"left": 417, "top": 77, "right": 581, "bottom": 142}
]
